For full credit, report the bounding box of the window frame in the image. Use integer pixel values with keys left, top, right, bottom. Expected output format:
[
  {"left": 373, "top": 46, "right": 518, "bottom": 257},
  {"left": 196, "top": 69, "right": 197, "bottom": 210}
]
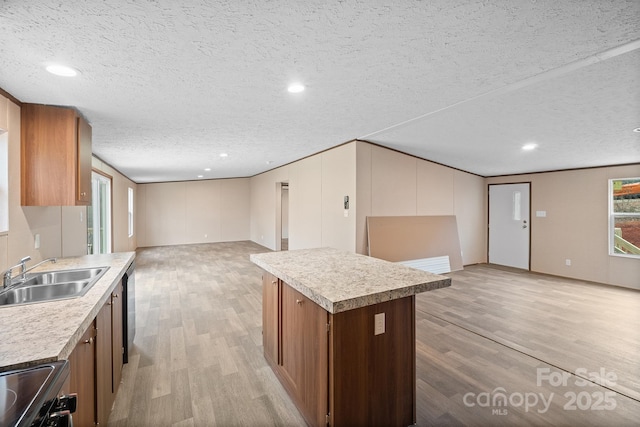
[{"left": 609, "top": 177, "right": 640, "bottom": 258}]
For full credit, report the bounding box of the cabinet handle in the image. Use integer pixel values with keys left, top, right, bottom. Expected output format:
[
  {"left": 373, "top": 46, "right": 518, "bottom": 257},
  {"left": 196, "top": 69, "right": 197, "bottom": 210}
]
[
  {"left": 296, "top": 299, "right": 303, "bottom": 305},
  {"left": 271, "top": 280, "right": 277, "bottom": 285},
  {"left": 84, "top": 337, "right": 93, "bottom": 345},
  {"left": 113, "top": 293, "right": 119, "bottom": 298}
]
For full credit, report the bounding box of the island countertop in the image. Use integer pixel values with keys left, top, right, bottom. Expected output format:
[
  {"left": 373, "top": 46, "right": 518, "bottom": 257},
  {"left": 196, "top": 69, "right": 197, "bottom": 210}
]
[
  {"left": 0, "top": 252, "right": 135, "bottom": 372},
  {"left": 250, "top": 247, "right": 451, "bottom": 314}
]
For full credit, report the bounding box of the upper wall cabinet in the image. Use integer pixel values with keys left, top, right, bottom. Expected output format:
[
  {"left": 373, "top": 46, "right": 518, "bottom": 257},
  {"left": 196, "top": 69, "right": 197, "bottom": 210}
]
[{"left": 21, "top": 103, "right": 92, "bottom": 206}]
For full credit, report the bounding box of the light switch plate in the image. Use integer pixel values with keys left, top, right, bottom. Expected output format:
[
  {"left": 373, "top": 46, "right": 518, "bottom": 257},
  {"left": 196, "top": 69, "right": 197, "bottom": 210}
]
[
  {"left": 536, "top": 210, "right": 547, "bottom": 217},
  {"left": 374, "top": 313, "right": 385, "bottom": 335}
]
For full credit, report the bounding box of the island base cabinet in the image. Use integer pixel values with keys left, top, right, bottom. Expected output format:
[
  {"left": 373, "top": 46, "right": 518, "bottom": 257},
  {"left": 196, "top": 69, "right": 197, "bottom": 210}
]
[
  {"left": 262, "top": 272, "right": 279, "bottom": 366},
  {"left": 279, "top": 284, "right": 329, "bottom": 427},
  {"left": 329, "top": 296, "right": 416, "bottom": 427},
  {"left": 262, "top": 272, "right": 416, "bottom": 427}
]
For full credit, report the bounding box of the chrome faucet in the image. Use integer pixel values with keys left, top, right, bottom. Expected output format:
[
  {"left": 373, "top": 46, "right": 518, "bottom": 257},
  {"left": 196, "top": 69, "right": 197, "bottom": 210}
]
[{"left": 2, "top": 256, "right": 57, "bottom": 288}]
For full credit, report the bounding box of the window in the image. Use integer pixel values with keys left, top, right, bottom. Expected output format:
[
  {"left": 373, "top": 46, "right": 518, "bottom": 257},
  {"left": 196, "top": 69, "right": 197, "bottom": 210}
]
[
  {"left": 609, "top": 177, "right": 640, "bottom": 258},
  {"left": 128, "top": 187, "right": 134, "bottom": 237}
]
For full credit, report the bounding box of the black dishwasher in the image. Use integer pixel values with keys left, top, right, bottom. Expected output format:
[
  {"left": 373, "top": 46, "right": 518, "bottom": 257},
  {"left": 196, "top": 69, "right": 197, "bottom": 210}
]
[{"left": 122, "top": 261, "right": 135, "bottom": 363}]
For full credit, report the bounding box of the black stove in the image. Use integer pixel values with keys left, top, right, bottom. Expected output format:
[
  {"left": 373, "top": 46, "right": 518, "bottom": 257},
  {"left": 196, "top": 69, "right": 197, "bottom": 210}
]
[{"left": 0, "top": 360, "right": 76, "bottom": 427}]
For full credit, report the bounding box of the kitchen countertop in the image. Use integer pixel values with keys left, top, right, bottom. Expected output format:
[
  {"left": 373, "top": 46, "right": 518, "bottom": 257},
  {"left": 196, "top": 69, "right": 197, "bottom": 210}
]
[
  {"left": 0, "top": 252, "right": 135, "bottom": 372},
  {"left": 250, "top": 247, "right": 451, "bottom": 314}
]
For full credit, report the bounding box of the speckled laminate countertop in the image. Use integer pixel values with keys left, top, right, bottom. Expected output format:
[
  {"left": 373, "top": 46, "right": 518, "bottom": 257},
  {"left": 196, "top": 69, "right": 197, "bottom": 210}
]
[
  {"left": 0, "top": 252, "right": 135, "bottom": 372},
  {"left": 250, "top": 248, "right": 451, "bottom": 314}
]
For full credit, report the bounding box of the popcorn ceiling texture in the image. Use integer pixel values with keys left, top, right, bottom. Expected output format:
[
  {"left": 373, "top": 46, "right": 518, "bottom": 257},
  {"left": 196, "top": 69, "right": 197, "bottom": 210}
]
[{"left": 0, "top": 1, "right": 638, "bottom": 181}]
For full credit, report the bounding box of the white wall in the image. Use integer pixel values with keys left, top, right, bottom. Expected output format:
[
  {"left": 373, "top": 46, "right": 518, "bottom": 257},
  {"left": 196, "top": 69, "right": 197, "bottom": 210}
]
[{"left": 137, "top": 178, "right": 250, "bottom": 247}]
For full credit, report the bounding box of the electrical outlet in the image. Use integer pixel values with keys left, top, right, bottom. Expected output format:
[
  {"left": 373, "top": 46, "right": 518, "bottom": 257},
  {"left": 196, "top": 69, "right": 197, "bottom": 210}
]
[
  {"left": 374, "top": 313, "right": 385, "bottom": 335},
  {"left": 565, "top": 259, "right": 571, "bottom": 266}
]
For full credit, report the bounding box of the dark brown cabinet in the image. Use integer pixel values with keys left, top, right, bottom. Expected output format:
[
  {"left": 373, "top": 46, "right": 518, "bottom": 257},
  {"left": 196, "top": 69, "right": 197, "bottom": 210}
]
[
  {"left": 262, "top": 272, "right": 279, "bottom": 366},
  {"left": 96, "top": 299, "right": 113, "bottom": 424},
  {"left": 111, "top": 282, "right": 124, "bottom": 394},
  {"left": 261, "top": 272, "right": 416, "bottom": 427},
  {"left": 262, "top": 277, "right": 328, "bottom": 427},
  {"left": 21, "top": 103, "right": 92, "bottom": 206},
  {"left": 68, "top": 280, "right": 125, "bottom": 426},
  {"left": 68, "top": 322, "right": 96, "bottom": 426}
]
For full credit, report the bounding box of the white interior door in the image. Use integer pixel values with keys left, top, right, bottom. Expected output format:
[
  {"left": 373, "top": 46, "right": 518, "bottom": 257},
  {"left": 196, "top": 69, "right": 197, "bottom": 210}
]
[{"left": 489, "top": 183, "right": 530, "bottom": 269}]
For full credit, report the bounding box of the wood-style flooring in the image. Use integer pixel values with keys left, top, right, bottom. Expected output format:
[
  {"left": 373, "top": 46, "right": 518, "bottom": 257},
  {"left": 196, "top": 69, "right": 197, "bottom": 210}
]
[{"left": 108, "top": 242, "right": 640, "bottom": 426}]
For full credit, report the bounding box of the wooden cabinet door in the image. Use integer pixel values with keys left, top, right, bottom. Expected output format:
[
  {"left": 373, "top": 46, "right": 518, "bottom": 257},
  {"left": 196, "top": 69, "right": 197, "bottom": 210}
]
[
  {"left": 68, "top": 322, "right": 96, "bottom": 426},
  {"left": 112, "top": 282, "right": 124, "bottom": 394},
  {"left": 20, "top": 103, "right": 92, "bottom": 206},
  {"left": 76, "top": 116, "right": 92, "bottom": 204},
  {"left": 262, "top": 272, "right": 279, "bottom": 366},
  {"left": 96, "top": 299, "right": 113, "bottom": 425},
  {"left": 280, "top": 284, "right": 304, "bottom": 395},
  {"left": 280, "top": 283, "right": 329, "bottom": 427}
]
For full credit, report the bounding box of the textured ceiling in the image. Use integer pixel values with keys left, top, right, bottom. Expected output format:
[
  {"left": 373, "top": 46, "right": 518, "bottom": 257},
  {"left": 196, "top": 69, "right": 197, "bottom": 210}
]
[{"left": 1, "top": 0, "right": 639, "bottom": 183}]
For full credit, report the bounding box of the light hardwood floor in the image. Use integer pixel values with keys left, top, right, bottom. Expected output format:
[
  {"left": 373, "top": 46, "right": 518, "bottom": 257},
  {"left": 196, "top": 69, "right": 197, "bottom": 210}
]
[{"left": 108, "top": 242, "right": 640, "bottom": 426}]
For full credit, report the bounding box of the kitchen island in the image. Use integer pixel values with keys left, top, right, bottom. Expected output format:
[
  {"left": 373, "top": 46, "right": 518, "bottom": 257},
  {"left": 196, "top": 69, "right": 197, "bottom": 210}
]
[{"left": 250, "top": 247, "right": 451, "bottom": 427}]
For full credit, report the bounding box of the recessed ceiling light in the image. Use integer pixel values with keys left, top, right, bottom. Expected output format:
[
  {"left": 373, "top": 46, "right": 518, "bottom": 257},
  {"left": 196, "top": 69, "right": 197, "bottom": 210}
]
[
  {"left": 522, "top": 143, "right": 538, "bottom": 151},
  {"left": 219, "top": 153, "right": 228, "bottom": 158},
  {"left": 204, "top": 168, "right": 211, "bottom": 171},
  {"left": 45, "top": 64, "right": 79, "bottom": 77},
  {"left": 287, "top": 83, "right": 305, "bottom": 93},
  {"left": 266, "top": 160, "right": 273, "bottom": 165},
  {"left": 197, "top": 175, "right": 204, "bottom": 178},
  {"left": 633, "top": 127, "right": 640, "bottom": 133}
]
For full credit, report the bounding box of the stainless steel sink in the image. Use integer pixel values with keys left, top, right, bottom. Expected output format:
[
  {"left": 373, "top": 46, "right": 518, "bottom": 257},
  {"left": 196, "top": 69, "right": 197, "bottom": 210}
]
[
  {"left": 0, "top": 267, "right": 109, "bottom": 307},
  {"left": 22, "top": 267, "right": 106, "bottom": 286}
]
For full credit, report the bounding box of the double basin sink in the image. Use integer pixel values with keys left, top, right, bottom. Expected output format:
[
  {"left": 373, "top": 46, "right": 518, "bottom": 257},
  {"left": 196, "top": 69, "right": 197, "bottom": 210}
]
[{"left": 0, "top": 267, "right": 109, "bottom": 307}]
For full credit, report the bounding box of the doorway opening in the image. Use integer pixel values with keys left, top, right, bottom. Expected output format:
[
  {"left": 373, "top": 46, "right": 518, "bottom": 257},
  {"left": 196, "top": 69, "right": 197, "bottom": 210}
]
[
  {"left": 88, "top": 171, "right": 112, "bottom": 254},
  {"left": 275, "top": 182, "right": 289, "bottom": 251}
]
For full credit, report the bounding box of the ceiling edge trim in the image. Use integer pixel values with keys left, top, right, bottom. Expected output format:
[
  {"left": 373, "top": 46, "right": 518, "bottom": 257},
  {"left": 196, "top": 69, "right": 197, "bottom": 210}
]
[{"left": 360, "top": 39, "right": 640, "bottom": 140}]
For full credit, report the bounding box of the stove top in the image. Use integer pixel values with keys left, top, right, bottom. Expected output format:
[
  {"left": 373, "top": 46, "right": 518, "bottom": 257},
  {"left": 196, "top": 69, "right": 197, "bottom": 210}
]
[{"left": 0, "top": 361, "right": 69, "bottom": 427}]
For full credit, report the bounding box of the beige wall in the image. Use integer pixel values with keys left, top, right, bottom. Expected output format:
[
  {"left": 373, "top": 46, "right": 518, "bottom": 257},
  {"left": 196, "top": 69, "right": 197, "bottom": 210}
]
[
  {"left": 355, "top": 142, "right": 487, "bottom": 265},
  {"left": 92, "top": 157, "right": 138, "bottom": 253},
  {"left": 1, "top": 95, "right": 76, "bottom": 270},
  {"left": 487, "top": 164, "right": 640, "bottom": 289},
  {"left": 249, "top": 142, "right": 357, "bottom": 252},
  {"left": 137, "top": 178, "right": 250, "bottom": 247},
  {"left": 0, "top": 94, "right": 136, "bottom": 272},
  {"left": 250, "top": 166, "right": 289, "bottom": 249},
  {"left": 5, "top": 87, "right": 633, "bottom": 290}
]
